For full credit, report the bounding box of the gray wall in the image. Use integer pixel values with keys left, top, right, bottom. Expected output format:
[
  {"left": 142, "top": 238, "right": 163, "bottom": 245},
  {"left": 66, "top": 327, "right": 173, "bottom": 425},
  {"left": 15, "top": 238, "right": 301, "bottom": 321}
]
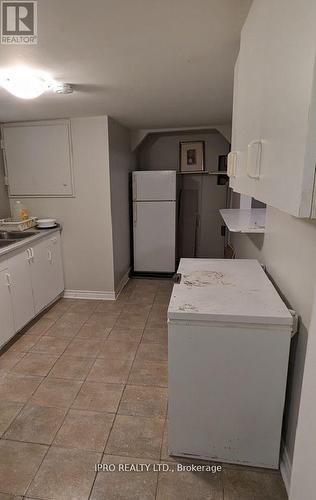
[
  {"left": 108, "top": 117, "right": 135, "bottom": 290},
  {"left": 0, "top": 153, "right": 10, "bottom": 218},
  {"left": 137, "top": 130, "right": 229, "bottom": 172},
  {"left": 231, "top": 204, "right": 316, "bottom": 469},
  {"left": 137, "top": 131, "right": 230, "bottom": 258}
]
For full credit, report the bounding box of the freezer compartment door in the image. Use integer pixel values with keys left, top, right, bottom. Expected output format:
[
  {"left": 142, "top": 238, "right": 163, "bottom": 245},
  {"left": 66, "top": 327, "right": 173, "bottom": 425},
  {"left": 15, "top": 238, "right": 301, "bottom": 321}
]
[
  {"left": 132, "top": 171, "right": 176, "bottom": 201},
  {"left": 133, "top": 201, "right": 176, "bottom": 272}
]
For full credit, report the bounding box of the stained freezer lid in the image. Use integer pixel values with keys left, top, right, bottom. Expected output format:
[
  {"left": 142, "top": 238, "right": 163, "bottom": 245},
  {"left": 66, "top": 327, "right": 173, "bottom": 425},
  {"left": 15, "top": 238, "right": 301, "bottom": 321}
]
[{"left": 168, "top": 259, "right": 293, "bottom": 326}]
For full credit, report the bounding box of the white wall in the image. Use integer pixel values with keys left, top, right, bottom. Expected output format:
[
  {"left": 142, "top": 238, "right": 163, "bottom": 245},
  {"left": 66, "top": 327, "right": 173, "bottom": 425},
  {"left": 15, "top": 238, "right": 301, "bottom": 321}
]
[
  {"left": 13, "top": 116, "right": 116, "bottom": 296},
  {"left": 0, "top": 153, "right": 10, "bottom": 219},
  {"left": 108, "top": 117, "right": 135, "bottom": 290},
  {"left": 289, "top": 286, "right": 316, "bottom": 500},
  {"left": 231, "top": 205, "right": 316, "bottom": 485}
]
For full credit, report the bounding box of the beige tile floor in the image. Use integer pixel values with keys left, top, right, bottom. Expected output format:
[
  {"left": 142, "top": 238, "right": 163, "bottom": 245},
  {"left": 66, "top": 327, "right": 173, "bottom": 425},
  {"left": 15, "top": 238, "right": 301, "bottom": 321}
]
[{"left": 0, "top": 278, "right": 287, "bottom": 499}]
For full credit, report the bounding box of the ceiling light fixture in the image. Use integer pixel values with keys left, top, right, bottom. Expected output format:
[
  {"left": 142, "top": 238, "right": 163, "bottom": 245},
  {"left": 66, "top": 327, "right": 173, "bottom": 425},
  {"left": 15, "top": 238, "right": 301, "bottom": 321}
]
[{"left": 0, "top": 67, "right": 73, "bottom": 99}]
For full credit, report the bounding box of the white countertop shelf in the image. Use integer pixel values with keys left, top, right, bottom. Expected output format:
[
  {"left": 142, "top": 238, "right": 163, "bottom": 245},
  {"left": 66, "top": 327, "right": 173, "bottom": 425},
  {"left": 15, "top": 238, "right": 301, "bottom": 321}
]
[{"left": 220, "top": 208, "right": 266, "bottom": 233}]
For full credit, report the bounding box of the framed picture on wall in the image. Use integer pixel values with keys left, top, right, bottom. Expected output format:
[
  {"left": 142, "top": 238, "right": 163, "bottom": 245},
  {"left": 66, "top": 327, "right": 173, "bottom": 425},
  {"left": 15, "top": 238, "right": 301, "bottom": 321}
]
[{"left": 179, "top": 141, "right": 205, "bottom": 173}]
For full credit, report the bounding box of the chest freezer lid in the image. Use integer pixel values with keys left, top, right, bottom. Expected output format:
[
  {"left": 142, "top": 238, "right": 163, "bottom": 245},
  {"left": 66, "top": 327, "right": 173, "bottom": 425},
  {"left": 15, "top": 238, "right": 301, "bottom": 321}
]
[{"left": 168, "top": 259, "right": 293, "bottom": 326}]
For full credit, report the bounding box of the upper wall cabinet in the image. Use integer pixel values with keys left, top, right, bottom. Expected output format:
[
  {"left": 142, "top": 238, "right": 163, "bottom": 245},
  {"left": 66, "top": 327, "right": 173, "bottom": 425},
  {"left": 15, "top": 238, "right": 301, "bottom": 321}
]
[
  {"left": 229, "top": 0, "right": 316, "bottom": 218},
  {"left": 1, "top": 120, "right": 74, "bottom": 197}
]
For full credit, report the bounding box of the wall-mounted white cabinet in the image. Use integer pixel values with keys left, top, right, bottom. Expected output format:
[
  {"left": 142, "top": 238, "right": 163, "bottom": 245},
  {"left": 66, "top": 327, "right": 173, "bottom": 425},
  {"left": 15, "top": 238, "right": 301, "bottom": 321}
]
[
  {"left": 1, "top": 120, "right": 74, "bottom": 197},
  {"left": 0, "top": 231, "right": 64, "bottom": 349},
  {"left": 229, "top": 0, "right": 316, "bottom": 218}
]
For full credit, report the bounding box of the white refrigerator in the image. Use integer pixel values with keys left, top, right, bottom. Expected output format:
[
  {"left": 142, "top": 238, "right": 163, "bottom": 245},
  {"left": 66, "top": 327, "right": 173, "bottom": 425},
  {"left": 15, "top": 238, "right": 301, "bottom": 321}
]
[
  {"left": 168, "top": 258, "right": 296, "bottom": 469},
  {"left": 132, "top": 171, "right": 176, "bottom": 273}
]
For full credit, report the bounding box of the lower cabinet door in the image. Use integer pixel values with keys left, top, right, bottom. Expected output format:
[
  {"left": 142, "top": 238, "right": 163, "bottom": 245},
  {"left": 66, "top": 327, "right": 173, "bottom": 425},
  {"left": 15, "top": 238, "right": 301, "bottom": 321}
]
[
  {"left": 8, "top": 249, "right": 35, "bottom": 332},
  {"left": 30, "top": 233, "right": 64, "bottom": 314},
  {"left": 30, "top": 238, "right": 52, "bottom": 314},
  {"left": 0, "top": 269, "right": 15, "bottom": 348},
  {"left": 47, "top": 233, "right": 64, "bottom": 303}
]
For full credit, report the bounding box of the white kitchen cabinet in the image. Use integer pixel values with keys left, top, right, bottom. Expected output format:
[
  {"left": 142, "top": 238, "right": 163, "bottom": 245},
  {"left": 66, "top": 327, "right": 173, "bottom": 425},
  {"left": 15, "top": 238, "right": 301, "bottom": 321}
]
[
  {"left": 29, "top": 232, "right": 64, "bottom": 314},
  {"left": 0, "top": 231, "right": 64, "bottom": 348},
  {"left": 0, "top": 268, "right": 15, "bottom": 348},
  {"left": 29, "top": 239, "right": 51, "bottom": 313},
  {"left": 46, "top": 233, "right": 64, "bottom": 305},
  {"left": 7, "top": 249, "right": 35, "bottom": 333},
  {"left": 229, "top": 0, "right": 316, "bottom": 218},
  {"left": 1, "top": 120, "right": 74, "bottom": 197}
]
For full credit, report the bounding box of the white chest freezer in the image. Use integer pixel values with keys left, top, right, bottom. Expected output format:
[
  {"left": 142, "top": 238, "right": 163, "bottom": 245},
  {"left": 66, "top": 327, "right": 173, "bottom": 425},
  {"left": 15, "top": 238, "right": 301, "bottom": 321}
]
[{"left": 167, "top": 258, "right": 295, "bottom": 469}]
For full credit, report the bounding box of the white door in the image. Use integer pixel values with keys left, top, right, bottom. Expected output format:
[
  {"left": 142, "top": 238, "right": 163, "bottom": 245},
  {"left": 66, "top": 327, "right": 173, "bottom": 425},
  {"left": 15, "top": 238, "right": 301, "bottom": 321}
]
[
  {"left": 0, "top": 269, "right": 15, "bottom": 348},
  {"left": 132, "top": 171, "right": 176, "bottom": 201},
  {"left": 7, "top": 249, "right": 35, "bottom": 332},
  {"left": 2, "top": 120, "right": 73, "bottom": 197},
  {"left": 133, "top": 201, "right": 176, "bottom": 272}
]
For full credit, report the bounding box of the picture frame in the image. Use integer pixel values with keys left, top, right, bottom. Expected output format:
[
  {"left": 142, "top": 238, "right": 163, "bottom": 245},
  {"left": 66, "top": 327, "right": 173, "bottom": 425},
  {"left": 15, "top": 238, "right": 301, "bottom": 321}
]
[{"left": 179, "top": 141, "right": 205, "bottom": 173}]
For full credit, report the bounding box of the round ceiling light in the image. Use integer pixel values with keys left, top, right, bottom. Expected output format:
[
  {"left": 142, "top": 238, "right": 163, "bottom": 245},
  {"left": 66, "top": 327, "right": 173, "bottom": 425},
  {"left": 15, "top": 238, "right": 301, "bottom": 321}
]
[{"left": 0, "top": 67, "right": 72, "bottom": 99}]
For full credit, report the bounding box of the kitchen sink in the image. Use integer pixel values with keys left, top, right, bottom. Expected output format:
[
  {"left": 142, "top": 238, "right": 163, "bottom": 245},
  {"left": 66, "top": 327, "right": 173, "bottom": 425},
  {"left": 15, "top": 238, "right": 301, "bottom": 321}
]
[
  {"left": 0, "top": 231, "right": 37, "bottom": 240},
  {"left": 0, "top": 240, "right": 17, "bottom": 248}
]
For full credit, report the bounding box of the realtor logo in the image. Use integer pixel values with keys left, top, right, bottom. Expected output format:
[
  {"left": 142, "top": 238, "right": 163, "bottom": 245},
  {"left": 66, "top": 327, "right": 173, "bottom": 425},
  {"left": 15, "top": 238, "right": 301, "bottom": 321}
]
[{"left": 1, "top": 1, "right": 37, "bottom": 44}]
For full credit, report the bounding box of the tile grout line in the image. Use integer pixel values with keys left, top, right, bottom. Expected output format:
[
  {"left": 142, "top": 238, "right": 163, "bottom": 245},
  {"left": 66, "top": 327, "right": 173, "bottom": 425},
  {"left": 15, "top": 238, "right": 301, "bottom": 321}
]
[
  {"left": 0, "top": 313, "right": 68, "bottom": 439},
  {"left": 0, "top": 281, "right": 169, "bottom": 499},
  {"left": 131, "top": 284, "right": 162, "bottom": 500},
  {"left": 87, "top": 281, "right": 160, "bottom": 500},
  {"left": 155, "top": 414, "right": 169, "bottom": 499},
  {"left": 125, "top": 297, "right": 155, "bottom": 386},
  {"left": 1, "top": 301, "right": 64, "bottom": 358},
  {"left": 86, "top": 292, "right": 137, "bottom": 500},
  {"left": 155, "top": 281, "right": 170, "bottom": 500},
  {"left": 0, "top": 299, "right": 97, "bottom": 498},
  {"left": 24, "top": 356, "right": 91, "bottom": 497},
  {"left": 51, "top": 302, "right": 124, "bottom": 467},
  {"left": 75, "top": 295, "right": 142, "bottom": 500}
]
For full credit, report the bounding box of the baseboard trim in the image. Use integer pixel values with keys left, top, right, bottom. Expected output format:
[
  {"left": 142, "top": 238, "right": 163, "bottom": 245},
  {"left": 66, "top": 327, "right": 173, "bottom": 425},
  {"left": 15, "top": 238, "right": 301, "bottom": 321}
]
[
  {"left": 63, "top": 269, "right": 130, "bottom": 302},
  {"left": 115, "top": 268, "right": 130, "bottom": 299},
  {"left": 63, "top": 289, "right": 116, "bottom": 301},
  {"left": 280, "top": 440, "right": 291, "bottom": 496}
]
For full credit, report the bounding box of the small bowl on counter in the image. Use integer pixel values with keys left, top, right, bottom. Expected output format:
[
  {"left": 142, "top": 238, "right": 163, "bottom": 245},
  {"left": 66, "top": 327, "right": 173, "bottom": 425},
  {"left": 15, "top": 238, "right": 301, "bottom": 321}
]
[{"left": 36, "top": 218, "right": 58, "bottom": 229}]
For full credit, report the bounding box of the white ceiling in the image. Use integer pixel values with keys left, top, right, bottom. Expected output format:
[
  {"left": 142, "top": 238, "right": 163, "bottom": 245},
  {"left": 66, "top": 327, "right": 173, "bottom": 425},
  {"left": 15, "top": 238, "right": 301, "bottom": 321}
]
[{"left": 0, "top": 0, "right": 252, "bottom": 128}]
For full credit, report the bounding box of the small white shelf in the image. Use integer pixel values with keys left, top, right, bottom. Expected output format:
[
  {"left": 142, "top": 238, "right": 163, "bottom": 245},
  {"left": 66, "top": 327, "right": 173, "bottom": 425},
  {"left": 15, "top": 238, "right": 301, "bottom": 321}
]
[
  {"left": 177, "top": 171, "right": 227, "bottom": 176},
  {"left": 220, "top": 208, "right": 266, "bottom": 233}
]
